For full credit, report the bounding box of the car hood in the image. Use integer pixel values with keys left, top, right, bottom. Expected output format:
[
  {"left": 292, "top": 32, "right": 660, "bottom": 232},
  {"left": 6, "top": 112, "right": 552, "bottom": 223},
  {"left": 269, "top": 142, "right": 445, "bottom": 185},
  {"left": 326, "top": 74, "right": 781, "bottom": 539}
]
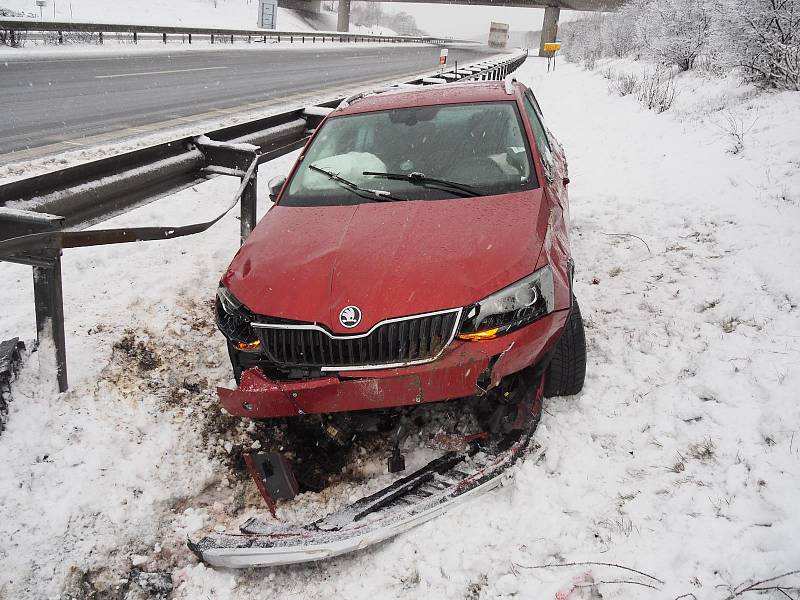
[{"left": 223, "top": 190, "right": 549, "bottom": 334}]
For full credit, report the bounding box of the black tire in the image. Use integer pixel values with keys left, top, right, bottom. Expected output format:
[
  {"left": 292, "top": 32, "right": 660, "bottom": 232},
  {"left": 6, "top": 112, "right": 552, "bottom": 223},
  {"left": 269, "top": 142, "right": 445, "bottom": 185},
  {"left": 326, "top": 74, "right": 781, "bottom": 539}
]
[{"left": 544, "top": 297, "right": 587, "bottom": 398}]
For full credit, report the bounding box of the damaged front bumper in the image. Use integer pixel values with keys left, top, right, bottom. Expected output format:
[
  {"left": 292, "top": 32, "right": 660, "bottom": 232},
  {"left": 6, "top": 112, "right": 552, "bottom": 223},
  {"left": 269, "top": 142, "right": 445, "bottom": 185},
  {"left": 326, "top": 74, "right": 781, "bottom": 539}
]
[{"left": 217, "top": 310, "right": 568, "bottom": 418}]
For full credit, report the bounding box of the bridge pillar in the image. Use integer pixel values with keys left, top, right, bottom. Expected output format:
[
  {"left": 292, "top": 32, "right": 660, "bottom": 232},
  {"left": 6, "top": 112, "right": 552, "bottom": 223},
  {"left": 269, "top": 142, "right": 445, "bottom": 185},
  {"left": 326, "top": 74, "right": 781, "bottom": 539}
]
[
  {"left": 337, "top": 0, "right": 351, "bottom": 32},
  {"left": 539, "top": 6, "right": 560, "bottom": 56}
]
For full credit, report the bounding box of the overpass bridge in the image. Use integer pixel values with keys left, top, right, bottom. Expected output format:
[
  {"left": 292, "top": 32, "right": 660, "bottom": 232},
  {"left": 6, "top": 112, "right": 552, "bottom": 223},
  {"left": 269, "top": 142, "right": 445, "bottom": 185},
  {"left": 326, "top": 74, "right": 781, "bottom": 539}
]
[{"left": 284, "top": 0, "right": 624, "bottom": 54}]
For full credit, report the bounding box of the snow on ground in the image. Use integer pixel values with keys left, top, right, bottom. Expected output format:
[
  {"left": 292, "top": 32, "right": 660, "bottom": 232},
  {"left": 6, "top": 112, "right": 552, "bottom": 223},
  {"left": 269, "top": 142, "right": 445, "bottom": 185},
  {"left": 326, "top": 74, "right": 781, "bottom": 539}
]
[{"left": 1, "top": 56, "right": 799, "bottom": 599}]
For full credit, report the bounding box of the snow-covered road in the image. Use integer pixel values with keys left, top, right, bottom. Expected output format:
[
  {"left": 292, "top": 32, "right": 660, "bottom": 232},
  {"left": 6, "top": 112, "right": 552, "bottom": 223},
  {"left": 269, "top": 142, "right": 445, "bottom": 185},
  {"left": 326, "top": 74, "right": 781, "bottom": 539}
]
[{"left": 1, "top": 57, "right": 798, "bottom": 599}]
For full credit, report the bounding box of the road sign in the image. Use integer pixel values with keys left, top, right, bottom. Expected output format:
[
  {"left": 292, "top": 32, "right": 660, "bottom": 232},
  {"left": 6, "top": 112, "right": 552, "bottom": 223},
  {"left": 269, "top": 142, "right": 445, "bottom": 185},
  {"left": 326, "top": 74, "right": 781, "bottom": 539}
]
[
  {"left": 439, "top": 48, "right": 448, "bottom": 65},
  {"left": 543, "top": 42, "right": 561, "bottom": 52},
  {"left": 258, "top": 0, "right": 278, "bottom": 29}
]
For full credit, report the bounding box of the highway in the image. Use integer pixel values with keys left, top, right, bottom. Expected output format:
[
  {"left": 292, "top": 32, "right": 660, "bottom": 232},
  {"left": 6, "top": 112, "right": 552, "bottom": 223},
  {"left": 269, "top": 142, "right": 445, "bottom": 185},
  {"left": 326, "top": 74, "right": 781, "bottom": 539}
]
[{"left": 0, "top": 44, "right": 490, "bottom": 162}]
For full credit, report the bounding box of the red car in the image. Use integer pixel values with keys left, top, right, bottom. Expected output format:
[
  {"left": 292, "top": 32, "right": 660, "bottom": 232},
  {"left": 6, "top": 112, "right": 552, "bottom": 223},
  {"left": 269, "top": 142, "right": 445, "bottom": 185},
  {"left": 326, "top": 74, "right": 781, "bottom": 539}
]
[{"left": 215, "top": 78, "right": 585, "bottom": 484}]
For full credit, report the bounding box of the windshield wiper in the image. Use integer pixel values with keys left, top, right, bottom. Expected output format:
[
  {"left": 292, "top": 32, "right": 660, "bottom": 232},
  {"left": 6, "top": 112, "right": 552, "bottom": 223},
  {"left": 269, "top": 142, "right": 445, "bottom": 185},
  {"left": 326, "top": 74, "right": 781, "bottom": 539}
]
[
  {"left": 308, "top": 164, "right": 395, "bottom": 202},
  {"left": 363, "top": 171, "right": 481, "bottom": 198}
]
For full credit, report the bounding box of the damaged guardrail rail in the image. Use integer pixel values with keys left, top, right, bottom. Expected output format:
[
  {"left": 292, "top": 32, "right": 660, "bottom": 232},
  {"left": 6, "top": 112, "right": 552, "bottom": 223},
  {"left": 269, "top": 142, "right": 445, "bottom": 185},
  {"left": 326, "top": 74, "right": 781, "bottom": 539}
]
[
  {"left": 0, "top": 18, "right": 466, "bottom": 46},
  {"left": 0, "top": 51, "right": 528, "bottom": 395}
]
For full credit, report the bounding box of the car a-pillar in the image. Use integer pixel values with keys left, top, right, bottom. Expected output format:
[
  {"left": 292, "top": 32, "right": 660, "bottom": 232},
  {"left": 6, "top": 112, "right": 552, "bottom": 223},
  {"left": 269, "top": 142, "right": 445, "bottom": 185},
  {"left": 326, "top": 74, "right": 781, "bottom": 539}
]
[{"left": 539, "top": 6, "right": 560, "bottom": 57}]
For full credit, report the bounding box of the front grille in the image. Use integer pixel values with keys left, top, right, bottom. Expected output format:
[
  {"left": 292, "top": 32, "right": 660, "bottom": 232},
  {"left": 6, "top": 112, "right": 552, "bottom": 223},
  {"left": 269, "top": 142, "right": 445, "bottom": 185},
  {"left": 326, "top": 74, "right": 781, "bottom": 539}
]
[{"left": 253, "top": 309, "right": 461, "bottom": 370}]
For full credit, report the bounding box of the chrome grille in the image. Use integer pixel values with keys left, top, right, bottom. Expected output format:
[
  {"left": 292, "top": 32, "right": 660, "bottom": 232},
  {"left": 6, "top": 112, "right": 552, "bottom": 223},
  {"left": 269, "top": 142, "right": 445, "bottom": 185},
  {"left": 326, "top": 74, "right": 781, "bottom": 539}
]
[{"left": 252, "top": 309, "right": 461, "bottom": 371}]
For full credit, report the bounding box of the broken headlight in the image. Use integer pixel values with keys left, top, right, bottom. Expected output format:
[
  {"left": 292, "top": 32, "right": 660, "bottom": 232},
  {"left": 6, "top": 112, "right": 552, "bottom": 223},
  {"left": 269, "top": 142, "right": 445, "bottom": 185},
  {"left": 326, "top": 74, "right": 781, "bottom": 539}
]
[
  {"left": 458, "top": 265, "right": 555, "bottom": 341},
  {"left": 215, "top": 285, "right": 261, "bottom": 352}
]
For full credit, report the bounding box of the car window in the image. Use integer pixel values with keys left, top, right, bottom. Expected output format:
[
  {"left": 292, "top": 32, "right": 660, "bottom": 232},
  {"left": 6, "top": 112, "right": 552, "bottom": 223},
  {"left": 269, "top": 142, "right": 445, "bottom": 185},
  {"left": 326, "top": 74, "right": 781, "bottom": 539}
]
[
  {"left": 280, "top": 102, "right": 538, "bottom": 206},
  {"left": 522, "top": 92, "right": 555, "bottom": 181}
]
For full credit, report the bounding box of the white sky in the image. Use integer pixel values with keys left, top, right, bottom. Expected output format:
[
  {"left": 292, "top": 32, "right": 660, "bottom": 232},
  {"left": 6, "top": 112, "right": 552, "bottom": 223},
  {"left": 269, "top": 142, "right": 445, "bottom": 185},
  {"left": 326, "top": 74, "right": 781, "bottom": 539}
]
[
  {"left": 0, "top": 0, "right": 583, "bottom": 39},
  {"left": 381, "top": 4, "right": 585, "bottom": 38}
]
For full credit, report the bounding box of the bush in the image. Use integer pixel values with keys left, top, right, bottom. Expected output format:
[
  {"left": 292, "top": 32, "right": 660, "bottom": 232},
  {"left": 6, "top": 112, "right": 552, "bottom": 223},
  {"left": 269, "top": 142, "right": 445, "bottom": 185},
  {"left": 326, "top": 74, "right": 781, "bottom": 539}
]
[
  {"left": 611, "top": 72, "right": 641, "bottom": 96},
  {"left": 637, "top": 68, "right": 678, "bottom": 112}
]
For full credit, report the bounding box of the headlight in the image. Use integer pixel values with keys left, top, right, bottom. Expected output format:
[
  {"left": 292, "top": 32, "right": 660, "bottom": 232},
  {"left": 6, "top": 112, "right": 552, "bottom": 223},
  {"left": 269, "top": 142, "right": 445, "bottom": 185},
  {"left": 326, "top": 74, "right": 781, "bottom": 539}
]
[
  {"left": 458, "top": 265, "right": 555, "bottom": 341},
  {"left": 215, "top": 284, "right": 261, "bottom": 352}
]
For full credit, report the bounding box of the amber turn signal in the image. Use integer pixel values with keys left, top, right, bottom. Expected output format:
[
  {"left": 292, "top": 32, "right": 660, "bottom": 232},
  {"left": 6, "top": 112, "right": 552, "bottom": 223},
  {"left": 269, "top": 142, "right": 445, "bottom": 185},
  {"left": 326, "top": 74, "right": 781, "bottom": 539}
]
[
  {"left": 457, "top": 328, "right": 501, "bottom": 341},
  {"left": 236, "top": 340, "right": 261, "bottom": 351}
]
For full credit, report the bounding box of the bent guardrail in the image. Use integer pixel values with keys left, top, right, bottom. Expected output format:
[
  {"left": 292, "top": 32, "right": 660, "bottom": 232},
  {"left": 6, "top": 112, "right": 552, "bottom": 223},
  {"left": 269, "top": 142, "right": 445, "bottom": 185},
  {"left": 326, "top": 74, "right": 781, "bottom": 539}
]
[
  {"left": 0, "top": 18, "right": 468, "bottom": 46},
  {"left": 0, "top": 50, "right": 528, "bottom": 394}
]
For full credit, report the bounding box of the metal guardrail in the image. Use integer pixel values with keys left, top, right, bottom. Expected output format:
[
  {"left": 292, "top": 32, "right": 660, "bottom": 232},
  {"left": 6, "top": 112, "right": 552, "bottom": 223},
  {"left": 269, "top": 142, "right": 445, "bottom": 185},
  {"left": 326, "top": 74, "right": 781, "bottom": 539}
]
[
  {"left": 0, "top": 18, "right": 468, "bottom": 46},
  {"left": 0, "top": 50, "right": 528, "bottom": 393}
]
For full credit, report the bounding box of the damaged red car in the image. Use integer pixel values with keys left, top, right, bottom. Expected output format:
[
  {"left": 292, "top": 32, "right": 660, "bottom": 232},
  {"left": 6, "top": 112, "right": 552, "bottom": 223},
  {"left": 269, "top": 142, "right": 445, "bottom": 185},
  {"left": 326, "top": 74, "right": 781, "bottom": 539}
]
[{"left": 214, "top": 79, "right": 586, "bottom": 495}]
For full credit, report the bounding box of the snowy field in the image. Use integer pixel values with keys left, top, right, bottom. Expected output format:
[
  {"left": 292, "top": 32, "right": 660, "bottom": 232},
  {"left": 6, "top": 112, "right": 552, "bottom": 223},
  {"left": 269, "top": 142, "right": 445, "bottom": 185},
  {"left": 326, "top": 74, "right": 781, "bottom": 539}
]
[{"left": 1, "top": 56, "right": 799, "bottom": 599}]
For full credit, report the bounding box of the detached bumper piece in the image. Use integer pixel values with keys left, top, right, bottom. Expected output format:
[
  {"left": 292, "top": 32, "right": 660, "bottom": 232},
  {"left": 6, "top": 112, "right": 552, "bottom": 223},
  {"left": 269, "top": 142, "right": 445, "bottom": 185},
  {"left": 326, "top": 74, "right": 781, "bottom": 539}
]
[
  {"left": 189, "top": 427, "right": 539, "bottom": 568},
  {"left": 244, "top": 452, "right": 299, "bottom": 515}
]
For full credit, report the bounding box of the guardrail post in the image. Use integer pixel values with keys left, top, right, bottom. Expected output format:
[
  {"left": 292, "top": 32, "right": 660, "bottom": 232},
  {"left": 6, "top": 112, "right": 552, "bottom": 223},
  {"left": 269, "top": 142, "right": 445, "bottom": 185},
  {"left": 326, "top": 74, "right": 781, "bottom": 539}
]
[
  {"left": 33, "top": 255, "right": 68, "bottom": 393},
  {"left": 133, "top": 31, "right": 138, "bottom": 44},
  {"left": 189, "top": 33, "right": 192, "bottom": 44},
  {"left": 302, "top": 35, "right": 304, "bottom": 43},
  {"left": 248, "top": 35, "right": 251, "bottom": 43},
  {"left": 240, "top": 170, "right": 258, "bottom": 244},
  {"left": 98, "top": 31, "right": 103, "bottom": 44},
  {"left": 211, "top": 33, "right": 215, "bottom": 44},
  {"left": 58, "top": 30, "right": 63, "bottom": 44},
  {"left": 230, "top": 34, "right": 234, "bottom": 44},
  {"left": 0, "top": 210, "right": 67, "bottom": 392},
  {"left": 290, "top": 35, "right": 293, "bottom": 43},
  {"left": 162, "top": 32, "right": 167, "bottom": 44},
  {"left": 277, "top": 34, "right": 280, "bottom": 42}
]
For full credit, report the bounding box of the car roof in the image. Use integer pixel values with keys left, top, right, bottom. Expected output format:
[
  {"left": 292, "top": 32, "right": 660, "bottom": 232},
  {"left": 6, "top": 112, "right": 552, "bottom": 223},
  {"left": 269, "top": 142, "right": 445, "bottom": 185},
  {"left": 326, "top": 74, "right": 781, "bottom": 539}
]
[{"left": 334, "top": 80, "right": 522, "bottom": 116}]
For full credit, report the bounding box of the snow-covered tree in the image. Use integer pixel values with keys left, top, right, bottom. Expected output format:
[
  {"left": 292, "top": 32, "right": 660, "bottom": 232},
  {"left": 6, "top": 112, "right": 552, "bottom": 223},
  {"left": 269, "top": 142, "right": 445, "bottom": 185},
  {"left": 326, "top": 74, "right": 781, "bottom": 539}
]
[
  {"left": 638, "top": 0, "right": 714, "bottom": 71},
  {"left": 719, "top": 0, "right": 800, "bottom": 90}
]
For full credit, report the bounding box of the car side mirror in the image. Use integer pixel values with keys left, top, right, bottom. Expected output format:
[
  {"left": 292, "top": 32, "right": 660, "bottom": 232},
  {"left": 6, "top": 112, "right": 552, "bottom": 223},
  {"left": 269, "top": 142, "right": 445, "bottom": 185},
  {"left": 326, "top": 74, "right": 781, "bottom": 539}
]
[{"left": 268, "top": 175, "right": 287, "bottom": 202}]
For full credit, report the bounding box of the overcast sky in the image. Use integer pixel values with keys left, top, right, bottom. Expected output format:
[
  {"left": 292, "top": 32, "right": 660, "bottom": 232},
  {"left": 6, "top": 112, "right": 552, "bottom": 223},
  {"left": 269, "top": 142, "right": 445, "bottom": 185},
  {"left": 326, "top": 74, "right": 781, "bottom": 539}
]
[{"left": 381, "top": 4, "right": 583, "bottom": 38}]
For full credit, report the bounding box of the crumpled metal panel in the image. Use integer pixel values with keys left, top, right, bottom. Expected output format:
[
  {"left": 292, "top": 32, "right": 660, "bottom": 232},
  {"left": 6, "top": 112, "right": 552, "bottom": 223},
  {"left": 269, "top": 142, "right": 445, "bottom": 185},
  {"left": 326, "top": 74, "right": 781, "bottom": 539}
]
[{"left": 218, "top": 313, "right": 565, "bottom": 418}]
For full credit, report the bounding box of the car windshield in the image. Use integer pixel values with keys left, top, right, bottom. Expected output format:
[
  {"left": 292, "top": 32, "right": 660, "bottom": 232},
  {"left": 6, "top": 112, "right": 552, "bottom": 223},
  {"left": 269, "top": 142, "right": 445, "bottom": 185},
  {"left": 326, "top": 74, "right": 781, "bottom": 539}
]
[{"left": 279, "top": 101, "right": 537, "bottom": 206}]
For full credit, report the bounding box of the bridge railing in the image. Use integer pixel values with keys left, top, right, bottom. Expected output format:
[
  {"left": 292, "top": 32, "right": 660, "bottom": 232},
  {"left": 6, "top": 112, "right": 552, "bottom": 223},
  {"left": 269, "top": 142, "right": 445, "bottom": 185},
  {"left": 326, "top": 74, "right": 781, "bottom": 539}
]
[
  {"left": 0, "top": 18, "right": 471, "bottom": 46},
  {"left": 0, "top": 51, "right": 528, "bottom": 394}
]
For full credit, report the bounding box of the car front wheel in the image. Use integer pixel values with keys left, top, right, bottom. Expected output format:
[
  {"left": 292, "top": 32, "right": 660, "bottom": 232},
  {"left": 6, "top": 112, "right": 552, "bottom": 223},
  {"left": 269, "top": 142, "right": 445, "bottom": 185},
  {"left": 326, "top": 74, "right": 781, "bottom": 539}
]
[{"left": 544, "top": 297, "right": 587, "bottom": 398}]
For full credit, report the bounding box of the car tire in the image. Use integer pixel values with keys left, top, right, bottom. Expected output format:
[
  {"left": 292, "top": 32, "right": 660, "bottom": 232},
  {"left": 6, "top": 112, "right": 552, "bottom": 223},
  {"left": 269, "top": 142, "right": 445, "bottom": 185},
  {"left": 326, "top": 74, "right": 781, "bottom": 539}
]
[{"left": 544, "top": 296, "right": 586, "bottom": 398}]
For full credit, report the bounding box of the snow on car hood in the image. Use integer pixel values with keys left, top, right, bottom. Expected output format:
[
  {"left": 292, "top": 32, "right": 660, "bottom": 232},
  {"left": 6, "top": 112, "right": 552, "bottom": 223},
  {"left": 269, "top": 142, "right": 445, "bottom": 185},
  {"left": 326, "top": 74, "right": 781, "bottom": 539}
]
[{"left": 223, "top": 190, "right": 548, "bottom": 334}]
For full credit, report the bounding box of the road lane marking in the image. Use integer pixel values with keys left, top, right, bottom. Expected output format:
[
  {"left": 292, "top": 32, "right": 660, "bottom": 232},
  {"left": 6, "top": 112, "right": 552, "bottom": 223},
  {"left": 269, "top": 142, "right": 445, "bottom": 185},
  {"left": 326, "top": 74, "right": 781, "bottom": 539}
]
[
  {"left": 95, "top": 66, "right": 228, "bottom": 79},
  {"left": 344, "top": 55, "right": 382, "bottom": 59},
  {"left": 60, "top": 140, "right": 84, "bottom": 147}
]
